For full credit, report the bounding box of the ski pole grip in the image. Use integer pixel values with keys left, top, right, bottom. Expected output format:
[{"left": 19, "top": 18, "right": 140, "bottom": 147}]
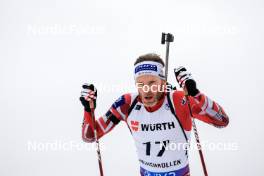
[{"left": 174, "top": 68, "right": 189, "bottom": 96}]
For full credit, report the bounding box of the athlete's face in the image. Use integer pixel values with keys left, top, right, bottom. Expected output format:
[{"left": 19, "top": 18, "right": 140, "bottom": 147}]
[{"left": 136, "top": 75, "right": 166, "bottom": 107}]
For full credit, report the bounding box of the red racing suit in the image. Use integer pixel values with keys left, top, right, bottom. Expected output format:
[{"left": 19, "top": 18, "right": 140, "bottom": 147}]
[{"left": 82, "top": 90, "right": 229, "bottom": 175}]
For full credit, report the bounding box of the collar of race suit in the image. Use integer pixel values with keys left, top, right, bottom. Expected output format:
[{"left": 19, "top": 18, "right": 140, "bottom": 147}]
[{"left": 137, "top": 92, "right": 166, "bottom": 112}]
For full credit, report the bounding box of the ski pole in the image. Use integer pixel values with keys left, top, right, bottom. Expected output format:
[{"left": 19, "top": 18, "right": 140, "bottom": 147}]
[
  {"left": 89, "top": 101, "right": 104, "bottom": 176},
  {"left": 173, "top": 69, "right": 209, "bottom": 176},
  {"left": 183, "top": 88, "right": 208, "bottom": 176}
]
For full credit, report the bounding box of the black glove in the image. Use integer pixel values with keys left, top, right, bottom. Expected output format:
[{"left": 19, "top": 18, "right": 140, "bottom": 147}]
[
  {"left": 174, "top": 66, "right": 200, "bottom": 96},
  {"left": 79, "top": 83, "right": 97, "bottom": 112}
]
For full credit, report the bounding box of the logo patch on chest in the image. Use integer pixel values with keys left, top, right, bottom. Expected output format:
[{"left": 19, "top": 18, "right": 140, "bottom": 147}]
[
  {"left": 130, "top": 120, "right": 139, "bottom": 131},
  {"left": 130, "top": 121, "right": 175, "bottom": 132}
]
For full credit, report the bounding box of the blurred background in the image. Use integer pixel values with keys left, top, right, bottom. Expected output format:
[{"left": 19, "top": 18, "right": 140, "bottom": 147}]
[{"left": 0, "top": 0, "right": 263, "bottom": 175}]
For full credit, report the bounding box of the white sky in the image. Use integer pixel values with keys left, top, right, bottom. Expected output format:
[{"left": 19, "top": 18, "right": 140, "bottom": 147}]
[{"left": 0, "top": 0, "right": 264, "bottom": 175}]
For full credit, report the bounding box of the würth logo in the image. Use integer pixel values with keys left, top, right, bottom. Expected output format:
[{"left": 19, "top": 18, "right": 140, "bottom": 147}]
[
  {"left": 131, "top": 121, "right": 139, "bottom": 132},
  {"left": 130, "top": 121, "right": 175, "bottom": 132}
]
